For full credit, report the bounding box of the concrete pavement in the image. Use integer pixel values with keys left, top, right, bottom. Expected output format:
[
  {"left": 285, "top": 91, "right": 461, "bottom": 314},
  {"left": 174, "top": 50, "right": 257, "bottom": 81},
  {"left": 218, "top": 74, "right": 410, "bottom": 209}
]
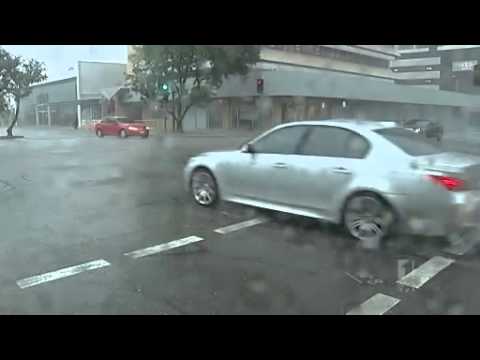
[{"left": 1, "top": 126, "right": 480, "bottom": 314}]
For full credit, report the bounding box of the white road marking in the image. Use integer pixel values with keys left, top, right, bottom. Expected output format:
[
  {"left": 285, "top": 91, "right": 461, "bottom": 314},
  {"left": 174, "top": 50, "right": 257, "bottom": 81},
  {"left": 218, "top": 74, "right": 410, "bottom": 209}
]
[
  {"left": 346, "top": 294, "right": 400, "bottom": 315},
  {"left": 124, "top": 236, "right": 204, "bottom": 259},
  {"left": 396, "top": 256, "right": 454, "bottom": 289},
  {"left": 17, "top": 259, "right": 111, "bottom": 289},
  {"left": 214, "top": 218, "right": 267, "bottom": 235}
]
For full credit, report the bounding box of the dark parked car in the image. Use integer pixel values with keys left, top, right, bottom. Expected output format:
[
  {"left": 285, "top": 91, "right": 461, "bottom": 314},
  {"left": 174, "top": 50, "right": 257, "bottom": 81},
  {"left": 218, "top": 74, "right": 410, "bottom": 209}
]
[{"left": 403, "top": 119, "right": 443, "bottom": 142}]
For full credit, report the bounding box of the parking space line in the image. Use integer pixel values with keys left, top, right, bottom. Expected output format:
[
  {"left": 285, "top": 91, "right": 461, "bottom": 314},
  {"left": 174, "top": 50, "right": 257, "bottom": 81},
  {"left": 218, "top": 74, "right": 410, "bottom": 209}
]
[
  {"left": 124, "top": 236, "right": 204, "bottom": 259},
  {"left": 346, "top": 293, "right": 400, "bottom": 315},
  {"left": 396, "top": 256, "right": 454, "bottom": 289},
  {"left": 17, "top": 259, "right": 111, "bottom": 289},
  {"left": 214, "top": 218, "right": 267, "bottom": 235}
]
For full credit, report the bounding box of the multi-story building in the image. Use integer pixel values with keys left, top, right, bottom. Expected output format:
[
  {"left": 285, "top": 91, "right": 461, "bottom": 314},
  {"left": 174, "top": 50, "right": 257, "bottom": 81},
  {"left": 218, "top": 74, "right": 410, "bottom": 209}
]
[
  {"left": 124, "top": 45, "right": 480, "bottom": 132},
  {"left": 391, "top": 45, "right": 480, "bottom": 93},
  {"left": 256, "top": 45, "right": 398, "bottom": 80},
  {"left": 128, "top": 45, "right": 398, "bottom": 82}
]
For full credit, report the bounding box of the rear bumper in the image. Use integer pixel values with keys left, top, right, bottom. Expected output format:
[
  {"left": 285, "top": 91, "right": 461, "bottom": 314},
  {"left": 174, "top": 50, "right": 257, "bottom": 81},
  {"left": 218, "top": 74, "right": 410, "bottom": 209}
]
[
  {"left": 385, "top": 191, "right": 480, "bottom": 237},
  {"left": 127, "top": 129, "right": 149, "bottom": 136}
]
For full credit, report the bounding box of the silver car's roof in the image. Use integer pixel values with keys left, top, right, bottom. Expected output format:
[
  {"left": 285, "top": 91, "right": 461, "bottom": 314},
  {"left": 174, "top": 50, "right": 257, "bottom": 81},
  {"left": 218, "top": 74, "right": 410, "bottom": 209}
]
[{"left": 277, "top": 119, "right": 398, "bottom": 133}]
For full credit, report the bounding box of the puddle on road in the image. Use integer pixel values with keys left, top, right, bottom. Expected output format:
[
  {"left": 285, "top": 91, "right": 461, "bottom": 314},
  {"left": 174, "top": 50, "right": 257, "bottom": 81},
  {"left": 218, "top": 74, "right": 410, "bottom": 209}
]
[
  {"left": 239, "top": 272, "right": 296, "bottom": 312},
  {"left": 0, "top": 179, "right": 15, "bottom": 193},
  {"left": 261, "top": 211, "right": 456, "bottom": 291}
]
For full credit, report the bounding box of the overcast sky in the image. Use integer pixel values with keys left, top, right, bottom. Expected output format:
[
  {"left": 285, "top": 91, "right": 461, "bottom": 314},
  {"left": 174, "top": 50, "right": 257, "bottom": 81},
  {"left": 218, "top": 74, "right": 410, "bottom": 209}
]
[{"left": 1, "top": 45, "right": 128, "bottom": 82}]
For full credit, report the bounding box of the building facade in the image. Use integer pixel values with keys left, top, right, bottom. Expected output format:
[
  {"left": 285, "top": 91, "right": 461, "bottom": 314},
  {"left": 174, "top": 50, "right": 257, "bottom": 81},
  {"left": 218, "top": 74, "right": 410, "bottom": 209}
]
[
  {"left": 76, "top": 61, "right": 134, "bottom": 126},
  {"left": 122, "top": 45, "right": 480, "bottom": 132},
  {"left": 18, "top": 77, "right": 78, "bottom": 127},
  {"left": 257, "top": 45, "right": 398, "bottom": 80},
  {"left": 391, "top": 45, "right": 480, "bottom": 93},
  {"left": 18, "top": 61, "right": 136, "bottom": 128}
]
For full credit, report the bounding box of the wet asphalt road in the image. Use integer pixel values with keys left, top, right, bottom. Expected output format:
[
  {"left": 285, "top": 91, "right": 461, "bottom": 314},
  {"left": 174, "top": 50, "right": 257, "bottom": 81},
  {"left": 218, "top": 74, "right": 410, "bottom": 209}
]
[{"left": 1, "top": 127, "right": 480, "bottom": 314}]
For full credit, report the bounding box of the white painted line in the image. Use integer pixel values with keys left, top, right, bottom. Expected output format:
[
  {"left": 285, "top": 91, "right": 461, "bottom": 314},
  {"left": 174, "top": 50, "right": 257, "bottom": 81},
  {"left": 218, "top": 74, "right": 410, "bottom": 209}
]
[
  {"left": 17, "top": 259, "right": 111, "bottom": 289},
  {"left": 214, "top": 218, "right": 267, "bottom": 235},
  {"left": 396, "top": 256, "right": 454, "bottom": 289},
  {"left": 124, "top": 236, "right": 204, "bottom": 259},
  {"left": 346, "top": 293, "right": 400, "bottom": 315}
]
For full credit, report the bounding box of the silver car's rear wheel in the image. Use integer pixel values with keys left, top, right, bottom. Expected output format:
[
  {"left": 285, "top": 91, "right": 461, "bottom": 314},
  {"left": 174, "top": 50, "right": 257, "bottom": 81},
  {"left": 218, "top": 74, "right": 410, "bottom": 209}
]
[
  {"left": 191, "top": 169, "right": 218, "bottom": 207},
  {"left": 343, "top": 194, "right": 394, "bottom": 243}
]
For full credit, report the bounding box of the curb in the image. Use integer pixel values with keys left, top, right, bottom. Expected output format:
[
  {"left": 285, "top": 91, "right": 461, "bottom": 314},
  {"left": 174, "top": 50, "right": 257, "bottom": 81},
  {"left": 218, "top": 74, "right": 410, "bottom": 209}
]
[{"left": 0, "top": 135, "right": 25, "bottom": 140}]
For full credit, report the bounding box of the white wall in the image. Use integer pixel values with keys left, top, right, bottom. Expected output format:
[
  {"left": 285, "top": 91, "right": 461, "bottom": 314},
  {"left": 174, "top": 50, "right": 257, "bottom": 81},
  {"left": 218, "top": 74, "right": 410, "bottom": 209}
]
[
  {"left": 78, "top": 61, "right": 126, "bottom": 100},
  {"left": 183, "top": 106, "right": 208, "bottom": 131}
]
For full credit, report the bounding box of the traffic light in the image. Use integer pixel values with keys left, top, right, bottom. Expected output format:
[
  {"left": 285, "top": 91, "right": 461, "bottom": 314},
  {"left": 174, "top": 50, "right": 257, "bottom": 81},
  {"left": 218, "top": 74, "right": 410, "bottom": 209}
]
[
  {"left": 256, "top": 78, "right": 264, "bottom": 94},
  {"left": 161, "top": 83, "right": 169, "bottom": 101}
]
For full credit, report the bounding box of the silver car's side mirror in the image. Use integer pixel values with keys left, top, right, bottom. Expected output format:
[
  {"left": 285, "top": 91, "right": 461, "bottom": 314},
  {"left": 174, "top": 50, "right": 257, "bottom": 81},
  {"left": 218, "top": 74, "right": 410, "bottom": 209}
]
[{"left": 241, "top": 143, "right": 255, "bottom": 154}]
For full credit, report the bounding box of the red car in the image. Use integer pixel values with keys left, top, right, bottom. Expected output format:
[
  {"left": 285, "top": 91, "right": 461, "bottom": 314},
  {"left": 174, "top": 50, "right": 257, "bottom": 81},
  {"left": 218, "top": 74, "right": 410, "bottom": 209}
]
[{"left": 95, "top": 116, "right": 150, "bottom": 138}]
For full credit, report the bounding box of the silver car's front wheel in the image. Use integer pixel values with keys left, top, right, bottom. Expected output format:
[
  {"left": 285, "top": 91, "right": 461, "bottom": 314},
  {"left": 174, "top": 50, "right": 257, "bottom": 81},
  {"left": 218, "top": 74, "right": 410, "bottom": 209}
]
[
  {"left": 343, "top": 194, "right": 394, "bottom": 244},
  {"left": 191, "top": 169, "right": 218, "bottom": 207}
]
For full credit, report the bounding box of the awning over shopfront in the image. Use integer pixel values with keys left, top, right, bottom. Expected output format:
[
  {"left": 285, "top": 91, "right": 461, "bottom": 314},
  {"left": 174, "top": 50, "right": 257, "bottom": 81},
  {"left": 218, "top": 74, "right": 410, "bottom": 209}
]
[
  {"left": 100, "top": 86, "right": 129, "bottom": 101},
  {"left": 216, "top": 69, "right": 480, "bottom": 109}
]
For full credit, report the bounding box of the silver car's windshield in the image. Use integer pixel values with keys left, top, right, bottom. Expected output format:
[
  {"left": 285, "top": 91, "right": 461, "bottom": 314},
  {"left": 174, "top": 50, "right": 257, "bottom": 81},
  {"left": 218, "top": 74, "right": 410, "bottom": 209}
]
[{"left": 375, "top": 127, "right": 444, "bottom": 156}]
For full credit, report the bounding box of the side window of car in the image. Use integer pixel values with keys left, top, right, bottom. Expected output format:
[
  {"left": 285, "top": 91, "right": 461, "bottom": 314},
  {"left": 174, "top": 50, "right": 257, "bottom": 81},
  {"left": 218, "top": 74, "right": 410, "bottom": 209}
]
[
  {"left": 253, "top": 126, "right": 308, "bottom": 155},
  {"left": 300, "top": 126, "right": 369, "bottom": 158},
  {"left": 343, "top": 132, "right": 370, "bottom": 158}
]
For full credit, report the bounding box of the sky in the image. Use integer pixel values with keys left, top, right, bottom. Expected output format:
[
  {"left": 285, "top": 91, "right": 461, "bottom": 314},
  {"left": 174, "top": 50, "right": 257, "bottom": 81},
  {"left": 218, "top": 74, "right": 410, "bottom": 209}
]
[{"left": 1, "top": 45, "right": 128, "bottom": 82}]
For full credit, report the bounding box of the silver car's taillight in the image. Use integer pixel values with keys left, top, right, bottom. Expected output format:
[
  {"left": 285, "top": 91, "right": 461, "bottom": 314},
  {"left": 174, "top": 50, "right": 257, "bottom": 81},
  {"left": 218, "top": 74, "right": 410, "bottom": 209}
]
[{"left": 427, "top": 175, "right": 465, "bottom": 191}]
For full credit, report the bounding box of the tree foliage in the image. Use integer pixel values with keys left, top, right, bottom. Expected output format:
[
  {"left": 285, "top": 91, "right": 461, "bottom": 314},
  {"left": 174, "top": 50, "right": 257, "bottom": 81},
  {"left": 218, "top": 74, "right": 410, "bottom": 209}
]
[
  {"left": 128, "top": 45, "right": 260, "bottom": 132},
  {"left": 0, "top": 47, "right": 47, "bottom": 136}
]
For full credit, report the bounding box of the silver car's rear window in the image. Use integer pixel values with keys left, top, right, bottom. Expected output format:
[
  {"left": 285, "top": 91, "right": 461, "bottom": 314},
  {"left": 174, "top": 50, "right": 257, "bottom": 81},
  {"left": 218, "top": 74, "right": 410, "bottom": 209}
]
[{"left": 375, "top": 127, "right": 443, "bottom": 156}]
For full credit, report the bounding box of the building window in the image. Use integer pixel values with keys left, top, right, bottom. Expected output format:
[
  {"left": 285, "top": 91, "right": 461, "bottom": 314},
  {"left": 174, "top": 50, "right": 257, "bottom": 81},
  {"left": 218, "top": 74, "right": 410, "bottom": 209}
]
[
  {"left": 452, "top": 60, "right": 478, "bottom": 72},
  {"left": 36, "top": 93, "right": 48, "bottom": 104},
  {"left": 263, "top": 45, "right": 390, "bottom": 68},
  {"left": 395, "top": 45, "right": 430, "bottom": 52}
]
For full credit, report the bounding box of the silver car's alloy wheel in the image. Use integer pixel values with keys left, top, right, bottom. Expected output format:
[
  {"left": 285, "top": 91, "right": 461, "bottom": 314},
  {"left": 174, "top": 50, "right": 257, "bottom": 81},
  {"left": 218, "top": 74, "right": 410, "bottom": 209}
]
[
  {"left": 191, "top": 170, "right": 217, "bottom": 206},
  {"left": 344, "top": 194, "right": 393, "bottom": 243}
]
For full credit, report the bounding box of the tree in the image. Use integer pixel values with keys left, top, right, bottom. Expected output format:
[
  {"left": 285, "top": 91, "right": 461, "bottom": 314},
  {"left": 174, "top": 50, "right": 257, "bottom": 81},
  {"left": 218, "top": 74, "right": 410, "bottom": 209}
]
[
  {"left": 0, "top": 47, "right": 47, "bottom": 136},
  {"left": 128, "top": 45, "right": 260, "bottom": 132},
  {"left": 0, "top": 48, "right": 14, "bottom": 114}
]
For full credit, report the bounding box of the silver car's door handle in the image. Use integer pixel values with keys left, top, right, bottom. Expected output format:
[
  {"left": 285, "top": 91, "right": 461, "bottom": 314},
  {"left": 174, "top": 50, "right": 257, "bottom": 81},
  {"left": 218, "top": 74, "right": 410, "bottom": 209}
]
[
  {"left": 273, "top": 163, "right": 288, "bottom": 169},
  {"left": 332, "top": 166, "right": 352, "bottom": 174}
]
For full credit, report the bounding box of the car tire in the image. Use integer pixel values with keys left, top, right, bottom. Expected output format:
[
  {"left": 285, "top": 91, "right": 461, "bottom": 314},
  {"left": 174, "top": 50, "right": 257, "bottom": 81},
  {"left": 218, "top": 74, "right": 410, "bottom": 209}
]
[
  {"left": 342, "top": 192, "right": 394, "bottom": 246},
  {"left": 96, "top": 128, "right": 104, "bottom": 137},
  {"left": 142, "top": 130, "right": 149, "bottom": 139},
  {"left": 190, "top": 168, "right": 218, "bottom": 207},
  {"left": 119, "top": 129, "right": 128, "bottom": 138}
]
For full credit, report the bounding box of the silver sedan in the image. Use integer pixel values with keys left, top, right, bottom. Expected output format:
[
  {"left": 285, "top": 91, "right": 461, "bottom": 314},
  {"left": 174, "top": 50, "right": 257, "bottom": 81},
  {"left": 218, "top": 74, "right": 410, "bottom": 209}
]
[{"left": 184, "top": 120, "right": 480, "bottom": 243}]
